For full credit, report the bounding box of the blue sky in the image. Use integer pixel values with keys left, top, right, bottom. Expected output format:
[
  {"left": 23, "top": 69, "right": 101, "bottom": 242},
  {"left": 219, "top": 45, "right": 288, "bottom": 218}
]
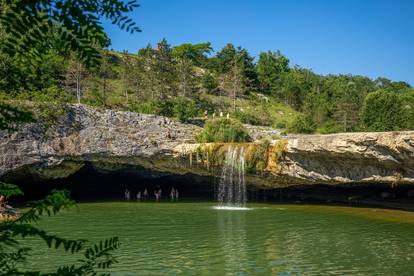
[{"left": 103, "top": 0, "right": 414, "bottom": 85}]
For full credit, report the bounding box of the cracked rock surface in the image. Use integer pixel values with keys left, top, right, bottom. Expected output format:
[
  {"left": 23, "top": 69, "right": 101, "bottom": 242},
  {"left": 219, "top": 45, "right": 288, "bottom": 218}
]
[{"left": 1, "top": 104, "right": 413, "bottom": 187}]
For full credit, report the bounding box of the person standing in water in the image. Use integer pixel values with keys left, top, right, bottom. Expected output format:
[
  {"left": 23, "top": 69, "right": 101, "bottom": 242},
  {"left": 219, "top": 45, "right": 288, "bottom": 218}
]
[
  {"left": 170, "top": 187, "right": 175, "bottom": 201},
  {"left": 125, "top": 189, "right": 130, "bottom": 201}
]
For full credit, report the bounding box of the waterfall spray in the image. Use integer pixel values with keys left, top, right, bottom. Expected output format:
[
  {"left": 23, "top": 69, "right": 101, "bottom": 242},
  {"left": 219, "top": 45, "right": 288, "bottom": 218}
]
[{"left": 217, "top": 146, "right": 247, "bottom": 207}]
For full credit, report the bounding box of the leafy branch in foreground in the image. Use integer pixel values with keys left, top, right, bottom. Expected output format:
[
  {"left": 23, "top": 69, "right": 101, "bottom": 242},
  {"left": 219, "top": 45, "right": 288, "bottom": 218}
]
[
  {"left": 0, "top": 0, "right": 141, "bottom": 67},
  {"left": 0, "top": 186, "right": 120, "bottom": 275}
]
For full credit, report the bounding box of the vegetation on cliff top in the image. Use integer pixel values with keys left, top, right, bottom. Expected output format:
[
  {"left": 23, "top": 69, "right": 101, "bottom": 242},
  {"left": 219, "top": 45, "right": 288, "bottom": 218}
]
[
  {"left": 196, "top": 118, "right": 250, "bottom": 143},
  {"left": 1, "top": 33, "right": 414, "bottom": 132}
]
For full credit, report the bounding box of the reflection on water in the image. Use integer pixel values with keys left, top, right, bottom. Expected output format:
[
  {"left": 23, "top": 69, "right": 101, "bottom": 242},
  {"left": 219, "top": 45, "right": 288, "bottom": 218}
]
[
  {"left": 217, "top": 210, "right": 247, "bottom": 275},
  {"left": 20, "top": 202, "right": 414, "bottom": 275}
]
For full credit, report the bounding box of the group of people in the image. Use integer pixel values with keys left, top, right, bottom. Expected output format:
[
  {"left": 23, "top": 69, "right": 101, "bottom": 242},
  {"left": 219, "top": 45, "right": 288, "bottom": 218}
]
[
  {"left": 205, "top": 110, "right": 231, "bottom": 119},
  {"left": 124, "top": 187, "right": 179, "bottom": 202}
]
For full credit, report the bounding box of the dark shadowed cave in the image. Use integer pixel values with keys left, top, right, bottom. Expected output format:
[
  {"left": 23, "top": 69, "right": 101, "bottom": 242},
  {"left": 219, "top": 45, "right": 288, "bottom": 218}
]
[{"left": 3, "top": 162, "right": 414, "bottom": 209}]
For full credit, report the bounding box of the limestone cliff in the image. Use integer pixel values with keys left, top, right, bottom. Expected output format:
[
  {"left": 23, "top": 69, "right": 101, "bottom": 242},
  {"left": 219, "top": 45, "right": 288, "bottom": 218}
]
[{"left": 1, "top": 104, "right": 413, "bottom": 188}]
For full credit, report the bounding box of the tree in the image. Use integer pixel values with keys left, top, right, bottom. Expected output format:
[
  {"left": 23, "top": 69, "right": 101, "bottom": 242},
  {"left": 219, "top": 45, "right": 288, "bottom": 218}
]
[
  {"left": 120, "top": 51, "right": 136, "bottom": 105},
  {"left": 202, "top": 72, "right": 219, "bottom": 94},
  {"left": 286, "top": 114, "right": 316, "bottom": 134},
  {"left": 152, "top": 39, "right": 177, "bottom": 100},
  {"left": 216, "top": 45, "right": 258, "bottom": 109},
  {"left": 333, "top": 81, "right": 361, "bottom": 131},
  {"left": 65, "top": 57, "right": 87, "bottom": 104},
  {"left": 256, "top": 51, "right": 290, "bottom": 95},
  {"left": 361, "top": 90, "right": 404, "bottom": 131},
  {"left": 89, "top": 51, "right": 116, "bottom": 107},
  {"left": 214, "top": 43, "right": 237, "bottom": 74},
  {"left": 175, "top": 57, "right": 195, "bottom": 97},
  {"left": 374, "top": 77, "right": 412, "bottom": 92},
  {"left": 172, "top": 42, "right": 213, "bottom": 97},
  {"left": 0, "top": 0, "right": 140, "bottom": 67},
  {"left": 138, "top": 44, "right": 158, "bottom": 100},
  {"left": 173, "top": 97, "right": 198, "bottom": 122},
  {"left": 172, "top": 42, "right": 212, "bottom": 66},
  {"left": 399, "top": 90, "right": 414, "bottom": 130}
]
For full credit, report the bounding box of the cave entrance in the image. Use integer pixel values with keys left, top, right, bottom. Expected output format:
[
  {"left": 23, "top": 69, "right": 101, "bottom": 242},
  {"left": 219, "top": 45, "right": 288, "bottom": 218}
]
[
  {"left": 12, "top": 162, "right": 217, "bottom": 203},
  {"left": 4, "top": 162, "right": 414, "bottom": 210}
]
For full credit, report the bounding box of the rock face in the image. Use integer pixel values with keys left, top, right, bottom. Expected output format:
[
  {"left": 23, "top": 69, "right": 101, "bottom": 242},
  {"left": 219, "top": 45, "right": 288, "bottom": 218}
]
[{"left": 1, "top": 104, "right": 414, "bottom": 187}]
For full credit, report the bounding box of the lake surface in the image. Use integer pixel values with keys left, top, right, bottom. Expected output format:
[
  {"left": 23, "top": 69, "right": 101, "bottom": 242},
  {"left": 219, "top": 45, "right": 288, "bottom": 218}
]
[{"left": 23, "top": 202, "right": 414, "bottom": 275}]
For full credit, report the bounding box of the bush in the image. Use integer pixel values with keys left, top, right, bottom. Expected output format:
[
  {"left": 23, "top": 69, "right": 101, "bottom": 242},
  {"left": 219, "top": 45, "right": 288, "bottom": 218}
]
[
  {"left": 361, "top": 90, "right": 405, "bottom": 131},
  {"left": 16, "top": 86, "right": 73, "bottom": 103},
  {"left": 129, "top": 99, "right": 174, "bottom": 117},
  {"left": 154, "top": 99, "right": 175, "bottom": 117},
  {"left": 316, "top": 121, "right": 344, "bottom": 134},
  {"left": 196, "top": 118, "right": 250, "bottom": 142},
  {"left": 234, "top": 108, "right": 271, "bottom": 126},
  {"left": 286, "top": 114, "right": 316, "bottom": 134},
  {"left": 173, "top": 97, "right": 198, "bottom": 122}
]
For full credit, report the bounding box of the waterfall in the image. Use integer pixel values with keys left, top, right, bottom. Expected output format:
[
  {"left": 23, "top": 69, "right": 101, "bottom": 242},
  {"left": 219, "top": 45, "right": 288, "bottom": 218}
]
[{"left": 217, "top": 146, "right": 247, "bottom": 207}]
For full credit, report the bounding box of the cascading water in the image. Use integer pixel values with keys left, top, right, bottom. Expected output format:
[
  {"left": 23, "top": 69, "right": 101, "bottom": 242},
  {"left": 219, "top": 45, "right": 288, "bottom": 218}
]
[{"left": 217, "top": 146, "right": 247, "bottom": 208}]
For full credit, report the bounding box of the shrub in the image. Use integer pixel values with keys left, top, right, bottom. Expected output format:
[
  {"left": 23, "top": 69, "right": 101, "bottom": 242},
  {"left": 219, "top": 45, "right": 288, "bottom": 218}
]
[
  {"left": 128, "top": 99, "right": 174, "bottom": 117},
  {"left": 361, "top": 90, "right": 404, "bottom": 131},
  {"left": 286, "top": 114, "right": 316, "bottom": 134},
  {"left": 154, "top": 99, "right": 175, "bottom": 117},
  {"left": 234, "top": 108, "right": 271, "bottom": 126},
  {"left": 16, "top": 86, "right": 73, "bottom": 103},
  {"left": 317, "top": 121, "right": 344, "bottom": 134},
  {"left": 173, "top": 97, "right": 198, "bottom": 122},
  {"left": 196, "top": 118, "right": 250, "bottom": 142},
  {"left": 128, "top": 101, "right": 157, "bottom": 114}
]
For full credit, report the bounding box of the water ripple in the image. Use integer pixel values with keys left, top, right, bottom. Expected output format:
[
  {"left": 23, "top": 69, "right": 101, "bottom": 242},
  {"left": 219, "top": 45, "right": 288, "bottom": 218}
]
[{"left": 21, "top": 202, "right": 414, "bottom": 276}]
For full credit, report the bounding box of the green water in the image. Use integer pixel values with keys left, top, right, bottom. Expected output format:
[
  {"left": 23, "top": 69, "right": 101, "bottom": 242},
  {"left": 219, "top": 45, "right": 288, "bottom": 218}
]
[{"left": 23, "top": 202, "right": 414, "bottom": 275}]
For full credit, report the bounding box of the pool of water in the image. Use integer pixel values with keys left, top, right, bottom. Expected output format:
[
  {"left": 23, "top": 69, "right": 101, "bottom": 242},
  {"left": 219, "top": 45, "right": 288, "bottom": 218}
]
[{"left": 23, "top": 202, "right": 414, "bottom": 275}]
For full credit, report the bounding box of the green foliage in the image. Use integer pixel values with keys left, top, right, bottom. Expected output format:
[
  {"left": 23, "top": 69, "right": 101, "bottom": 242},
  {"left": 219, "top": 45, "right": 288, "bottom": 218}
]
[
  {"left": 16, "top": 86, "right": 73, "bottom": 103},
  {"left": 172, "top": 43, "right": 212, "bottom": 66},
  {"left": 0, "top": 103, "right": 34, "bottom": 130},
  {"left": 173, "top": 97, "right": 198, "bottom": 123},
  {"left": 234, "top": 107, "right": 271, "bottom": 126},
  {"left": 196, "top": 118, "right": 250, "bottom": 143},
  {"left": 316, "top": 121, "right": 345, "bottom": 134},
  {"left": 155, "top": 100, "right": 175, "bottom": 117},
  {"left": 399, "top": 91, "right": 414, "bottom": 130},
  {"left": 0, "top": 182, "right": 24, "bottom": 199},
  {"left": 256, "top": 51, "right": 290, "bottom": 95},
  {"left": 37, "top": 103, "right": 67, "bottom": 129},
  {"left": 214, "top": 43, "right": 238, "bottom": 74},
  {"left": 201, "top": 73, "right": 219, "bottom": 94},
  {"left": 361, "top": 90, "right": 405, "bottom": 131},
  {"left": 0, "top": 186, "right": 120, "bottom": 275},
  {"left": 245, "top": 139, "right": 271, "bottom": 173},
  {"left": 0, "top": 26, "right": 413, "bottom": 134},
  {"left": 129, "top": 99, "right": 174, "bottom": 117},
  {"left": 286, "top": 114, "right": 316, "bottom": 134},
  {"left": 0, "top": 0, "right": 140, "bottom": 67}
]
